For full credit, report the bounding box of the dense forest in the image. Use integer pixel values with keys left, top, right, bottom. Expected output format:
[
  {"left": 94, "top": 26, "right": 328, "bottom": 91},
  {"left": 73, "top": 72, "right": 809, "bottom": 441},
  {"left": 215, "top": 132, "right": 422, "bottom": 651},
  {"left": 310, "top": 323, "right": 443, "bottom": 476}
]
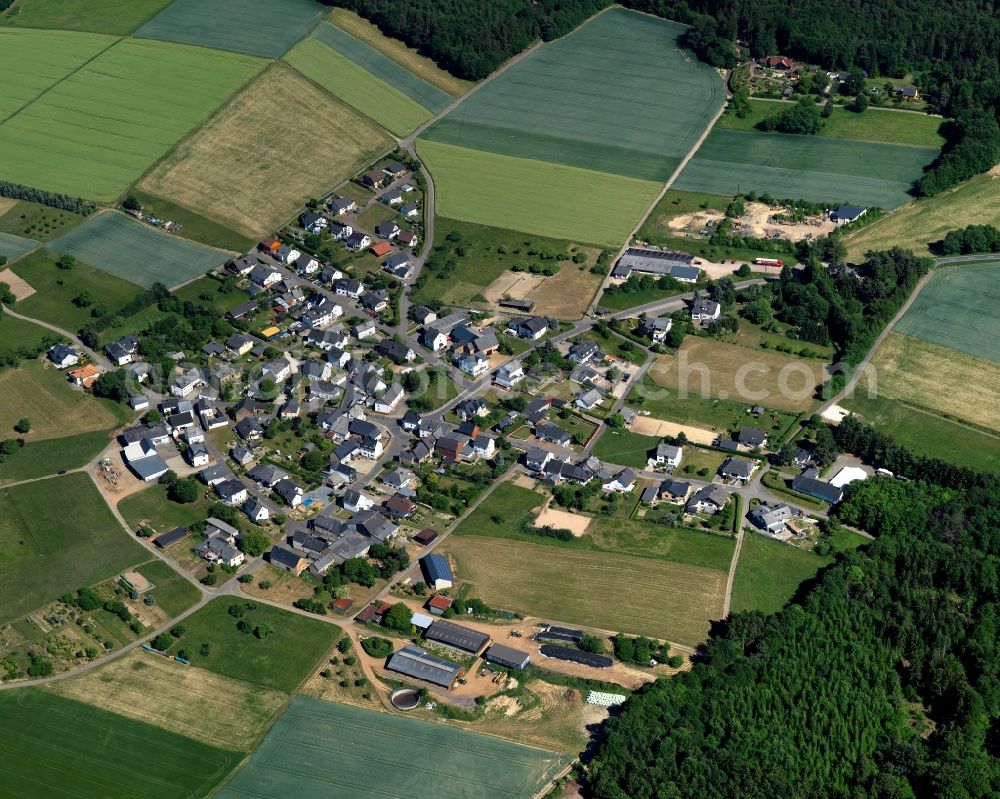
[
  {"left": 328, "top": 0, "right": 1000, "bottom": 192},
  {"left": 587, "top": 432, "right": 1000, "bottom": 797}
]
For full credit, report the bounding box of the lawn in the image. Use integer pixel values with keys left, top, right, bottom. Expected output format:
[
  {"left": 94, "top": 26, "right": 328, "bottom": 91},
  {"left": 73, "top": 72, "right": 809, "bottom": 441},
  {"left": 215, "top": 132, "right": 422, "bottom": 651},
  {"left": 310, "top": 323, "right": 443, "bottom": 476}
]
[
  {"left": 0, "top": 0, "right": 171, "bottom": 34},
  {"left": 844, "top": 173, "right": 1000, "bottom": 261},
  {"left": 173, "top": 274, "right": 249, "bottom": 314},
  {"left": 0, "top": 200, "right": 87, "bottom": 242},
  {"left": 418, "top": 139, "right": 660, "bottom": 246},
  {"left": 674, "top": 129, "right": 938, "bottom": 210},
  {"left": 310, "top": 21, "right": 451, "bottom": 113},
  {"left": 0, "top": 430, "right": 120, "bottom": 483},
  {"left": 119, "top": 482, "right": 218, "bottom": 534},
  {"left": 154, "top": 596, "right": 339, "bottom": 692},
  {"left": 11, "top": 248, "right": 144, "bottom": 331},
  {"left": 676, "top": 447, "right": 728, "bottom": 479},
  {"left": 716, "top": 99, "right": 946, "bottom": 148},
  {"left": 445, "top": 535, "right": 726, "bottom": 644},
  {"left": 140, "top": 64, "right": 392, "bottom": 239},
  {"left": 218, "top": 696, "right": 567, "bottom": 799},
  {"left": 417, "top": 366, "right": 463, "bottom": 410},
  {"left": 0, "top": 230, "right": 36, "bottom": 261},
  {"left": 0, "top": 690, "right": 240, "bottom": 798},
  {"left": 126, "top": 189, "right": 254, "bottom": 252},
  {"left": 583, "top": 330, "right": 646, "bottom": 365},
  {"left": 285, "top": 34, "right": 432, "bottom": 136},
  {"left": 647, "top": 337, "right": 825, "bottom": 413},
  {"left": 592, "top": 429, "right": 660, "bottom": 467},
  {"left": 0, "top": 359, "right": 125, "bottom": 439},
  {"left": 0, "top": 38, "right": 263, "bottom": 201},
  {"left": 0, "top": 28, "right": 114, "bottom": 119},
  {"left": 134, "top": 559, "right": 200, "bottom": 617},
  {"left": 730, "top": 531, "right": 832, "bottom": 614},
  {"left": 0, "top": 473, "right": 147, "bottom": 625},
  {"left": 841, "top": 393, "right": 1000, "bottom": 474},
  {"left": 49, "top": 211, "right": 230, "bottom": 288},
  {"left": 868, "top": 332, "right": 1000, "bottom": 432},
  {"left": 135, "top": 0, "right": 325, "bottom": 58},
  {"left": 328, "top": 8, "right": 473, "bottom": 97},
  {"left": 422, "top": 8, "right": 724, "bottom": 182},
  {"left": 455, "top": 482, "right": 547, "bottom": 538},
  {"left": 598, "top": 282, "right": 691, "bottom": 311}
]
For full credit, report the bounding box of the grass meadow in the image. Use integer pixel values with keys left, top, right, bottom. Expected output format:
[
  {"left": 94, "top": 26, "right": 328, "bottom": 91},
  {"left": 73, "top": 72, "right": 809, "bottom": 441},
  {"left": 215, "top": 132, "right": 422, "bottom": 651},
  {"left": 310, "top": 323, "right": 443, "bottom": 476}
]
[
  {"left": 50, "top": 211, "right": 229, "bottom": 287},
  {"left": 0, "top": 430, "right": 118, "bottom": 483},
  {"left": 591, "top": 429, "right": 660, "bottom": 467},
  {"left": 0, "top": 200, "right": 87, "bottom": 242},
  {"left": 0, "top": 0, "right": 172, "bottom": 35},
  {"left": 844, "top": 174, "right": 1000, "bottom": 260},
  {"left": 135, "top": 0, "right": 324, "bottom": 58},
  {"left": 126, "top": 189, "right": 255, "bottom": 252},
  {"left": 418, "top": 139, "right": 660, "bottom": 246},
  {"left": 0, "top": 690, "right": 239, "bottom": 798},
  {"left": 134, "top": 559, "right": 201, "bottom": 617},
  {"left": 0, "top": 473, "right": 147, "bottom": 625},
  {"left": 730, "top": 532, "right": 832, "bottom": 614},
  {"left": 140, "top": 64, "right": 392, "bottom": 238},
  {"left": 674, "top": 129, "right": 938, "bottom": 209},
  {"left": 217, "top": 696, "right": 567, "bottom": 799},
  {"left": 0, "top": 39, "right": 263, "bottom": 201},
  {"left": 0, "top": 311, "right": 56, "bottom": 361}
]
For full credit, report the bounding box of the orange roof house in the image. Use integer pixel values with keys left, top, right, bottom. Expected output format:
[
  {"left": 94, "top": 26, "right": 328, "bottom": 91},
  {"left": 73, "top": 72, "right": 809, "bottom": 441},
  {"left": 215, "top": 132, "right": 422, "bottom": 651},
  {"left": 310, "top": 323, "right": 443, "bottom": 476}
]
[
  {"left": 69, "top": 364, "right": 101, "bottom": 389},
  {"left": 371, "top": 241, "right": 392, "bottom": 257}
]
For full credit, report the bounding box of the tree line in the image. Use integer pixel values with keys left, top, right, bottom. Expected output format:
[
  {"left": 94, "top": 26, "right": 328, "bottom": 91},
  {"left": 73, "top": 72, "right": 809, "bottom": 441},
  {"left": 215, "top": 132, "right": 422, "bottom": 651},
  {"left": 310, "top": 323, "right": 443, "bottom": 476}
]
[
  {"left": 937, "top": 224, "right": 1000, "bottom": 255},
  {"left": 0, "top": 180, "right": 96, "bottom": 215}
]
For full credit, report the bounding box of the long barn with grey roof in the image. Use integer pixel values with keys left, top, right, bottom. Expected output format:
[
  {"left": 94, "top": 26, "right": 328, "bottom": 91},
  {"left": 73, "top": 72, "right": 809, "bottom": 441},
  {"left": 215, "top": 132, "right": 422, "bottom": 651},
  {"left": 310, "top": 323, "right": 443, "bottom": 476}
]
[
  {"left": 386, "top": 645, "right": 464, "bottom": 688},
  {"left": 424, "top": 619, "right": 491, "bottom": 656},
  {"left": 613, "top": 248, "right": 700, "bottom": 281}
]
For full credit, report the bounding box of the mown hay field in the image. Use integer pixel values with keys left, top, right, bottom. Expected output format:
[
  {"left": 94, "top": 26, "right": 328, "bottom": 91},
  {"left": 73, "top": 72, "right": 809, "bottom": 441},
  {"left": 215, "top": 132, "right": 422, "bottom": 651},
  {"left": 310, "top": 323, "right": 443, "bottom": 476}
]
[
  {"left": 311, "top": 21, "right": 451, "bottom": 113},
  {"left": 0, "top": 0, "right": 172, "bottom": 35},
  {"left": 328, "top": 8, "right": 474, "bottom": 97},
  {"left": 0, "top": 474, "right": 147, "bottom": 625},
  {"left": 444, "top": 536, "right": 727, "bottom": 645},
  {"left": 423, "top": 8, "right": 724, "bottom": 182},
  {"left": 0, "top": 28, "right": 114, "bottom": 119},
  {"left": 648, "top": 336, "right": 825, "bottom": 413},
  {"left": 0, "top": 39, "right": 263, "bottom": 201},
  {"left": 844, "top": 174, "right": 1000, "bottom": 260},
  {"left": 284, "top": 36, "right": 431, "bottom": 137},
  {"left": 730, "top": 532, "right": 831, "bottom": 614},
  {"left": 135, "top": 0, "right": 324, "bottom": 58},
  {"left": 893, "top": 262, "right": 1000, "bottom": 362},
  {"left": 140, "top": 64, "right": 391, "bottom": 237},
  {"left": 49, "top": 211, "right": 229, "bottom": 287},
  {"left": 0, "top": 690, "right": 239, "bottom": 798},
  {"left": 868, "top": 331, "right": 1000, "bottom": 432},
  {"left": 674, "top": 129, "right": 938, "bottom": 209},
  {"left": 50, "top": 650, "right": 287, "bottom": 750},
  {"left": 217, "top": 696, "right": 568, "bottom": 799},
  {"left": 418, "top": 139, "right": 660, "bottom": 246}
]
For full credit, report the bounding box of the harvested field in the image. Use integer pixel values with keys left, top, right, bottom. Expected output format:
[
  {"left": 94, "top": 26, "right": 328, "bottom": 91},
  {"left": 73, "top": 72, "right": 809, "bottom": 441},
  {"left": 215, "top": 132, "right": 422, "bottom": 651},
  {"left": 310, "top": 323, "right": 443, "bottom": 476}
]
[
  {"left": 674, "top": 129, "right": 938, "bottom": 210},
  {"left": 0, "top": 360, "right": 120, "bottom": 439},
  {"left": 418, "top": 139, "right": 660, "bottom": 246},
  {"left": 135, "top": 0, "right": 324, "bottom": 58},
  {"left": 647, "top": 337, "right": 825, "bottom": 413},
  {"left": 534, "top": 503, "right": 592, "bottom": 537},
  {"left": 0, "top": 38, "right": 263, "bottom": 201},
  {"left": 0, "top": 231, "right": 37, "bottom": 262},
  {"left": 444, "top": 536, "right": 727, "bottom": 644},
  {"left": 217, "top": 696, "right": 567, "bottom": 799},
  {"left": 868, "top": 331, "right": 1000, "bottom": 432},
  {"left": 49, "top": 211, "right": 229, "bottom": 287},
  {"left": 630, "top": 415, "right": 716, "bottom": 445},
  {"left": 285, "top": 36, "right": 430, "bottom": 136},
  {"left": 0, "top": 267, "right": 35, "bottom": 300},
  {"left": 893, "top": 261, "right": 1000, "bottom": 362},
  {"left": 0, "top": 0, "right": 172, "bottom": 35},
  {"left": 328, "top": 8, "right": 473, "bottom": 97},
  {"left": 0, "top": 689, "right": 239, "bottom": 798},
  {"left": 140, "top": 64, "right": 391, "bottom": 238},
  {"left": 483, "top": 262, "right": 603, "bottom": 319},
  {"left": 50, "top": 650, "right": 287, "bottom": 750},
  {"left": 844, "top": 173, "right": 1000, "bottom": 260}
]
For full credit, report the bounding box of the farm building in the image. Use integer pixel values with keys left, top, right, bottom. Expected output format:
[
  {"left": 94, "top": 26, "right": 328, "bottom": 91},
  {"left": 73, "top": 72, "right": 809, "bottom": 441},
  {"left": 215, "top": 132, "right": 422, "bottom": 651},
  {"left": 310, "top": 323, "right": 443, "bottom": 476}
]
[
  {"left": 414, "top": 528, "right": 438, "bottom": 546},
  {"left": 424, "top": 619, "right": 491, "bottom": 656},
  {"left": 386, "top": 645, "right": 464, "bottom": 689},
  {"left": 153, "top": 527, "right": 188, "bottom": 549},
  {"left": 612, "top": 248, "right": 700, "bottom": 281},
  {"left": 421, "top": 554, "right": 454, "bottom": 590},
  {"left": 268, "top": 544, "right": 309, "bottom": 576},
  {"left": 484, "top": 643, "right": 531, "bottom": 670},
  {"left": 426, "top": 594, "right": 452, "bottom": 615},
  {"left": 792, "top": 468, "right": 845, "bottom": 504},
  {"left": 833, "top": 204, "right": 866, "bottom": 226}
]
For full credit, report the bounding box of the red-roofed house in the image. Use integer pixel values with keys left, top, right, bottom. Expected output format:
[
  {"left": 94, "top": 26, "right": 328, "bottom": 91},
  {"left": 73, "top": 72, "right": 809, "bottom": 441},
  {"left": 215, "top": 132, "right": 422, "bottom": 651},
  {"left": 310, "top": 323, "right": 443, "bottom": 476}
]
[{"left": 371, "top": 241, "right": 392, "bottom": 257}]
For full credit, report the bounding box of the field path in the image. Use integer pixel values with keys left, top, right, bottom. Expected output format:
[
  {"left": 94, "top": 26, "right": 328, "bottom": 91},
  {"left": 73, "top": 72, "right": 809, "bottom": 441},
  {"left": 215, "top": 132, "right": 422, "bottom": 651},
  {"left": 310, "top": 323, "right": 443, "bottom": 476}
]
[
  {"left": 722, "top": 529, "right": 745, "bottom": 617},
  {"left": 1, "top": 303, "right": 113, "bottom": 370}
]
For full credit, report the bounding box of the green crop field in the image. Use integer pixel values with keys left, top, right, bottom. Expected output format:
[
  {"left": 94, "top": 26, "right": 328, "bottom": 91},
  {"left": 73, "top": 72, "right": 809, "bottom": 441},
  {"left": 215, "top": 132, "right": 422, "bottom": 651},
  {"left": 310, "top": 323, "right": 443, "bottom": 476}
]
[
  {"left": 0, "top": 473, "right": 147, "bottom": 625},
  {"left": 0, "top": 39, "right": 263, "bottom": 201},
  {"left": 155, "top": 596, "right": 338, "bottom": 692},
  {"left": 674, "top": 129, "right": 938, "bottom": 209},
  {"left": 0, "top": 230, "right": 36, "bottom": 261},
  {"left": 423, "top": 8, "right": 724, "bottom": 181},
  {"left": 285, "top": 35, "right": 432, "bottom": 136},
  {"left": 731, "top": 532, "right": 832, "bottom": 614},
  {"left": 893, "top": 262, "right": 1000, "bottom": 362},
  {"left": 135, "top": 0, "right": 325, "bottom": 58},
  {"left": 310, "top": 21, "right": 452, "bottom": 113},
  {"left": 49, "top": 212, "right": 230, "bottom": 287},
  {"left": 0, "top": 0, "right": 173, "bottom": 35},
  {"left": 217, "top": 696, "right": 567, "bottom": 799},
  {"left": 0, "top": 29, "right": 113, "bottom": 120},
  {"left": 0, "top": 690, "right": 239, "bottom": 798},
  {"left": 418, "top": 139, "right": 659, "bottom": 245},
  {"left": 11, "top": 248, "right": 143, "bottom": 330}
]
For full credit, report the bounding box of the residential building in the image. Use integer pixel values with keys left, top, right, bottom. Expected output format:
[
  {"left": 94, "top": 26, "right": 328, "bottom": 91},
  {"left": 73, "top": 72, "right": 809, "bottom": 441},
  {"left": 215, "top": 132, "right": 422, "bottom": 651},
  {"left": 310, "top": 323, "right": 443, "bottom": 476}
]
[
  {"left": 691, "top": 299, "right": 721, "bottom": 322},
  {"left": 749, "top": 502, "right": 795, "bottom": 534}
]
